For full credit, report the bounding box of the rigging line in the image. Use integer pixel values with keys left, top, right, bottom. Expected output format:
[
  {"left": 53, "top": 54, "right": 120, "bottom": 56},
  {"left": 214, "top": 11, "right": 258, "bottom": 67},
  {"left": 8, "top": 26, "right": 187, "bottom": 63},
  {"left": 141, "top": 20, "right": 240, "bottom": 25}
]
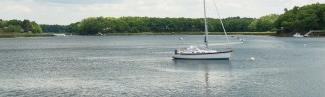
[
  {"left": 212, "top": 0, "right": 230, "bottom": 43},
  {"left": 203, "top": 0, "right": 209, "bottom": 48}
]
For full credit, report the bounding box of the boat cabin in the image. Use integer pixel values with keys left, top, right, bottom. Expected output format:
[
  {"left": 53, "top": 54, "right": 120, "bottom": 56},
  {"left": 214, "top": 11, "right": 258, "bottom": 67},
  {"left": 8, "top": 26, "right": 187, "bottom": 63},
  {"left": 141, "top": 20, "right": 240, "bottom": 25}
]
[{"left": 175, "top": 46, "right": 218, "bottom": 55}]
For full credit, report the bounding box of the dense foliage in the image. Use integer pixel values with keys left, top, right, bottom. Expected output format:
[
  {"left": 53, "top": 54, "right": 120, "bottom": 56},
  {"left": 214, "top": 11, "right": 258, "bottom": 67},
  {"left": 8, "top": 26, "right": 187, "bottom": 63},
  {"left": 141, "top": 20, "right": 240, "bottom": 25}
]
[
  {"left": 249, "top": 14, "right": 279, "bottom": 32},
  {"left": 275, "top": 3, "right": 325, "bottom": 35},
  {"left": 66, "top": 17, "right": 256, "bottom": 35},
  {"left": 41, "top": 3, "right": 325, "bottom": 36},
  {"left": 40, "top": 24, "right": 67, "bottom": 33},
  {"left": 0, "top": 19, "right": 42, "bottom": 33}
]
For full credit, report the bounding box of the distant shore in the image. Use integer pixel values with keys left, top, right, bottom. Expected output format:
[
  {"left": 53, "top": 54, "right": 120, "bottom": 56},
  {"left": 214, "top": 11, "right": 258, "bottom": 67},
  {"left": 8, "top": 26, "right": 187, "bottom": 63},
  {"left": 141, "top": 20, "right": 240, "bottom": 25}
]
[
  {"left": 0, "top": 32, "right": 54, "bottom": 38},
  {"left": 105, "top": 32, "right": 277, "bottom": 36},
  {"left": 0, "top": 32, "right": 277, "bottom": 38}
]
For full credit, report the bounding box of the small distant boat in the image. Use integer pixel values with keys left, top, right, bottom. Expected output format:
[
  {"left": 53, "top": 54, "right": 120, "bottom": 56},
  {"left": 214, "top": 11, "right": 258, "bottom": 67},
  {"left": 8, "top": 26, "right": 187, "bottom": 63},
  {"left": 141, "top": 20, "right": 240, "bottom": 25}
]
[
  {"left": 53, "top": 34, "right": 66, "bottom": 36},
  {"left": 293, "top": 33, "right": 304, "bottom": 38},
  {"left": 172, "top": 0, "right": 233, "bottom": 60},
  {"left": 97, "top": 32, "right": 104, "bottom": 36}
]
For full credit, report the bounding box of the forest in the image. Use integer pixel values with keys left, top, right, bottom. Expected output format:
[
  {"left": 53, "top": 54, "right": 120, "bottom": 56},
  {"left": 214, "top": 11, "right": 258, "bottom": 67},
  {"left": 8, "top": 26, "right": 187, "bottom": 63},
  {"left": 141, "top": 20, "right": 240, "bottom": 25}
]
[
  {"left": 40, "top": 3, "right": 325, "bottom": 36},
  {"left": 63, "top": 16, "right": 281, "bottom": 35}
]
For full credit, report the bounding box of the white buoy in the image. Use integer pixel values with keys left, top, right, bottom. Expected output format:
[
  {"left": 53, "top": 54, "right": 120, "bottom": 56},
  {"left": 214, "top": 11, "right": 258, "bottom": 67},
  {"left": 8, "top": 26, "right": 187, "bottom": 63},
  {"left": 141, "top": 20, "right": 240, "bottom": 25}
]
[{"left": 250, "top": 57, "right": 255, "bottom": 61}]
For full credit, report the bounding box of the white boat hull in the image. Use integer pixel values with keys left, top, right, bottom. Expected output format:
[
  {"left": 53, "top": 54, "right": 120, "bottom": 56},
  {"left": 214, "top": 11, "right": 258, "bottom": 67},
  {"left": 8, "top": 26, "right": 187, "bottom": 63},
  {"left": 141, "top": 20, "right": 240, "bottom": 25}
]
[
  {"left": 173, "top": 52, "right": 231, "bottom": 60},
  {"left": 293, "top": 33, "right": 304, "bottom": 38},
  {"left": 53, "top": 34, "right": 66, "bottom": 36}
]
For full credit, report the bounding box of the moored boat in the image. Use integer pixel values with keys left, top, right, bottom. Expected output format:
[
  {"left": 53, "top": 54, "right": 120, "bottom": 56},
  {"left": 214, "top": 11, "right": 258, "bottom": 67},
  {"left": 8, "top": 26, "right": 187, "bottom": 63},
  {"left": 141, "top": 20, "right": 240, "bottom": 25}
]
[
  {"left": 172, "top": 0, "right": 233, "bottom": 60},
  {"left": 173, "top": 46, "right": 232, "bottom": 60}
]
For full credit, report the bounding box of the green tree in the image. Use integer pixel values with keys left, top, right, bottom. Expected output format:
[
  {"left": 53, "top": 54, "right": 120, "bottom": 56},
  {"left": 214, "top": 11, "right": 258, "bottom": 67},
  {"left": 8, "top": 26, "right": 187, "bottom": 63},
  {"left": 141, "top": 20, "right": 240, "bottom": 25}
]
[
  {"left": 223, "top": 17, "right": 255, "bottom": 32},
  {"left": 22, "top": 20, "right": 33, "bottom": 32},
  {"left": 41, "top": 24, "right": 67, "bottom": 33},
  {"left": 67, "top": 22, "right": 81, "bottom": 34},
  {"left": 0, "top": 19, "right": 4, "bottom": 28},
  {"left": 4, "top": 25, "right": 22, "bottom": 32},
  {"left": 7, "top": 20, "right": 22, "bottom": 26},
  {"left": 31, "top": 22, "right": 42, "bottom": 33},
  {"left": 78, "top": 17, "right": 108, "bottom": 35},
  {"left": 0, "top": 19, "right": 42, "bottom": 33},
  {"left": 249, "top": 14, "right": 279, "bottom": 32},
  {"left": 274, "top": 3, "right": 325, "bottom": 35}
]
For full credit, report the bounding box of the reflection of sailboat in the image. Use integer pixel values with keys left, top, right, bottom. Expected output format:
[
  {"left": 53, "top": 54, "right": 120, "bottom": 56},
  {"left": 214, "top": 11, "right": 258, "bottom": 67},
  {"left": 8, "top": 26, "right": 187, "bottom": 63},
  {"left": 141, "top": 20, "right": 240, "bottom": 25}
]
[
  {"left": 172, "top": 0, "right": 233, "bottom": 60},
  {"left": 172, "top": 60, "right": 231, "bottom": 71},
  {"left": 172, "top": 60, "right": 232, "bottom": 96}
]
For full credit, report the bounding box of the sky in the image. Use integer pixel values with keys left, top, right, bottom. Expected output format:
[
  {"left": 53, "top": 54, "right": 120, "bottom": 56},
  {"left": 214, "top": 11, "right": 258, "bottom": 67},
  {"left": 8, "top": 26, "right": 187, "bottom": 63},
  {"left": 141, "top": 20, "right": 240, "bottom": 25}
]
[{"left": 0, "top": 0, "right": 323, "bottom": 25}]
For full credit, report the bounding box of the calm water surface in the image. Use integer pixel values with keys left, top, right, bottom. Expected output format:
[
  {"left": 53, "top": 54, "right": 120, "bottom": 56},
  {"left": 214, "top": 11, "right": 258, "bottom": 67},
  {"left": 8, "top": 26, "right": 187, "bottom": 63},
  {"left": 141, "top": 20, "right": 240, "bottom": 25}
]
[{"left": 0, "top": 35, "right": 325, "bottom": 97}]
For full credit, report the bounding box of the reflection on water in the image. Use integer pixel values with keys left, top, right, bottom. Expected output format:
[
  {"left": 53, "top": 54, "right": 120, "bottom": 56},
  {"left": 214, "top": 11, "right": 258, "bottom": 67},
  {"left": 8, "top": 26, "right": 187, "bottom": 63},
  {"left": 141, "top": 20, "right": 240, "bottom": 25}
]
[
  {"left": 172, "top": 60, "right": 232, "bottom": 97},
  {"left": 172, "top": 59, "right": 232, "bottom": 71}
]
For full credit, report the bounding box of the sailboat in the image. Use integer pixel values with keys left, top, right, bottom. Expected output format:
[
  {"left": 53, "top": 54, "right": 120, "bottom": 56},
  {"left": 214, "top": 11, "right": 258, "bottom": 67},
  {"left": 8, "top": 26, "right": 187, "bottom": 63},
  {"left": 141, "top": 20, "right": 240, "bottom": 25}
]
[{"left": 172, "top": 0, "right": 233, "bottom": 60}]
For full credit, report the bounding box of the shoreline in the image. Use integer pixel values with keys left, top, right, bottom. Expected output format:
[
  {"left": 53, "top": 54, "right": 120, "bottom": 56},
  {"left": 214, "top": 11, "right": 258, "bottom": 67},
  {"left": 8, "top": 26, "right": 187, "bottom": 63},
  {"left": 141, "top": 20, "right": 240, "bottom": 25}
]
[
  {"left": 0, "top": 32, "right": 278, "bottom": 38},
  {"left": 104, "top": 32, "right": 277, "bottom": 36},
  {"left": 0, "top": 32, "right": 324, "bottom": 38},
  {"left": 0, "top": 33, "right": 55, "bottom": 38}
]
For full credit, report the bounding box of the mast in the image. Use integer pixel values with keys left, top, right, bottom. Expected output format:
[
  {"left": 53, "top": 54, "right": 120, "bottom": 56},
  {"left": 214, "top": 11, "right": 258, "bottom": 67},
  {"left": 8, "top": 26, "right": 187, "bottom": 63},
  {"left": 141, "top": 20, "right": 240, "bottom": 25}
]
[{"left": 203, "top": 0, "right": 209, "bottom": 48}]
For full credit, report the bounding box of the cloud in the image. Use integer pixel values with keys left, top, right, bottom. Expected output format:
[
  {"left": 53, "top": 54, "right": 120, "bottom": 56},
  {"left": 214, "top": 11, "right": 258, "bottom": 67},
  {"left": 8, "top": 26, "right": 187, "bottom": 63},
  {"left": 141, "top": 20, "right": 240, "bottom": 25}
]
[
  {"left": 1, "top": 4, "right": 32, "bottom": 13},
  {"left": 0, "top": 0, "right": 323, "bottom": 25},
  {"left": 34, "top": 0, "right": 122, "bottom": 4}
]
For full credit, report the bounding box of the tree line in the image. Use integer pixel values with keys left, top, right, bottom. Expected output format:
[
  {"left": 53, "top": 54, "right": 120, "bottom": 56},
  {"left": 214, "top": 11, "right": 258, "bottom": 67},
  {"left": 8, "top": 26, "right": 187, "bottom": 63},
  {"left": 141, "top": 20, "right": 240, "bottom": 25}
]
[
  {"left": 40, "top": 3, "right": 324, "bottom": 36},
  {"left": 63, "top": 16, "right": 274, "bottom": 35},
  {"left": 0, "top": 19, "right": 42, "bottom": 33},
  {"left": 40, "top": 24, "right": 67, "bottom": 33}
]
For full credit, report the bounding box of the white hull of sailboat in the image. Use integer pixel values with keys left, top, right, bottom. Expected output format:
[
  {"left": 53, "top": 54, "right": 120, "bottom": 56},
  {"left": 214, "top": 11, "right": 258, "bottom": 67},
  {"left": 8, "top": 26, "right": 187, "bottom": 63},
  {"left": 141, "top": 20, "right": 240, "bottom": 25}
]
[{"left": 173, "top": 52, "right": 231, "bottom": 60}]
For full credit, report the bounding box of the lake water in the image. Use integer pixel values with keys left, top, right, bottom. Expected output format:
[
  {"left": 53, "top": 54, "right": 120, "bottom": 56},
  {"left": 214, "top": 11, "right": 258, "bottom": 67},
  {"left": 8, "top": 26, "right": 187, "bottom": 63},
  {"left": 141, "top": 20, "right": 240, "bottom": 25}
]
[{"left": 0, "top": 35, "right": 325, "bottom": 97}]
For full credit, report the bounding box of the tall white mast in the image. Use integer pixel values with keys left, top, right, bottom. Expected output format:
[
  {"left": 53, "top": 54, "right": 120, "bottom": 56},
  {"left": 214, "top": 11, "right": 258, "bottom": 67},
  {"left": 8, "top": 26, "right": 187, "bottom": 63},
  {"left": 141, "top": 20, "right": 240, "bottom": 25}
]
[{"left": 203, "top": 0, "right": 209, "bottom": 48}]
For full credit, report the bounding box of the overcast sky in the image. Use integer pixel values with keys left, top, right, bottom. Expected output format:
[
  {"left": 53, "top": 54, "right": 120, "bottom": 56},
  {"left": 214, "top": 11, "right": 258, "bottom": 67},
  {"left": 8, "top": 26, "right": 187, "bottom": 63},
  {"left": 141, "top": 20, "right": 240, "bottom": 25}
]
[{"left": 0, "top": 0, "right": 323, "bottom": 25}]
